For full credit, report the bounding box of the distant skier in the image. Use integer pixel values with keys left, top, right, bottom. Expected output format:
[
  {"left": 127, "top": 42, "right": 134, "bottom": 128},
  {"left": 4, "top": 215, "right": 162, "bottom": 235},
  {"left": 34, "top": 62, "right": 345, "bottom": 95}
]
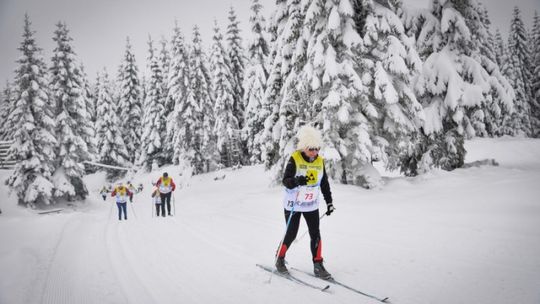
[
  {"left": 127, "top": 181, "right": 136, "bottom": 202},
  {"left": 155, "top": 172, "right": 176, "bottom": 216},
  {"left": 137, "top": 183, "right": 144, "bottom": 193},
  {"left": 111, "top": 182, "right": 132, "bottom": 221},
  {"left": 151, "top": 186, "right": 164, "bottom": 217},
  {"left": 99, "top": 186, "right": 108, "bottom": 201},
  {"left": 275, "top": 126, "right": 335, "bottom": 280}
]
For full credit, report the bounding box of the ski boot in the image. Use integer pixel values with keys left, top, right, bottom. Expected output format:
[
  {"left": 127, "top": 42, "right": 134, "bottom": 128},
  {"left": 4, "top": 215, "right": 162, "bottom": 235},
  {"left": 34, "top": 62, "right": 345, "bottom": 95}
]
[
  {"left": 275, "top": 257, "right": 289, "bottom": 274},
  {"left": 314, "top": 261, "right": 332, "bottom": 280}
]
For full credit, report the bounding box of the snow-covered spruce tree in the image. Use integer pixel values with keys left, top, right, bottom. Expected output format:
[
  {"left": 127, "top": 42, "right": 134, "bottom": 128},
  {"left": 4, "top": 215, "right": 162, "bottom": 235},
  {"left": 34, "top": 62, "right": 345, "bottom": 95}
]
[
  {"left": 260, "top": 0, "right": 299, "bottom": 171},
  {"left": 530, "top": 11, "right": 540, "bottom": 137},
  {"left": 210, "top": 21, "right": 241, "bottom": 168},
  {"left": 475, "top": 3, "right": 496, "bottom": 64},
  {"left": 493, "top": 29, "right": 506, "bottom": 69},
  {"left": 467, "top": 2, "right": 514, "bottom": 137},
  {"left": 158, "top": 37, "right": 173, "bottom": 165},
  {"left": 167, "top": 23, "right": 191, "bottom": 165},
  {"left": 186, "top": 26, "right": 216, "bottom": 173},
  {"left": 226, "top": 6, "right": 247, "bottom": 131},
  {"left": 404, "top": 0, "right": 513, "bottom": 173},
  {"left": 159, "top": 37, "right": 172, "bottom": 118},
  {"left": 94, "top": 70, "right": 130, "bottom": 180},
  {"left": 243, "top": 0, "right": 270, "bottom": 164},
  {"left": 268, "top": 0, "right": 310, "bottom": 182},
  {"left": 0, "top": 81, "right": 15, "bottom": 140},
  {"left": 505, "top": 6, "right": 533, "bottom": 136},
  {"left": 6, "top": 15, "right": 58, "bottom": 207},
  {"left": 164, "top": 22, "right": 189, "bottom": 164},
  {"left": 78, "top": 63, "right": 98, "bottom": 163},
  {"left": 360, "top": 0, "right": 425, "bottom": 179},
  {"left": 117, "top": 37, "right": 142, "bottom": 163},
  {"left": 138, "top": 37, "right": 166, "bottom": 171},
  {"left": 49, "top": 21, "right": 91, "bottom": 200}
]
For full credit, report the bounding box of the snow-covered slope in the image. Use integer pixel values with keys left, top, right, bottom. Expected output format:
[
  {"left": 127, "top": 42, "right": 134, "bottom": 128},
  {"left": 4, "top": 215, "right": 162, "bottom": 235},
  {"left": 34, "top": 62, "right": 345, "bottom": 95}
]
[{"left": 0, "top": 137, "right": 539, "bottom": 304}]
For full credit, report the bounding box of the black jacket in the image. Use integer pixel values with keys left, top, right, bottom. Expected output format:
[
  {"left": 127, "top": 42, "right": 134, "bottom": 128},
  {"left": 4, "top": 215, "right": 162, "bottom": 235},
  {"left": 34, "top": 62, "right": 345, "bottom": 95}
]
[{"left": 282, "top": 152, "right": 333, "bottom": 205}]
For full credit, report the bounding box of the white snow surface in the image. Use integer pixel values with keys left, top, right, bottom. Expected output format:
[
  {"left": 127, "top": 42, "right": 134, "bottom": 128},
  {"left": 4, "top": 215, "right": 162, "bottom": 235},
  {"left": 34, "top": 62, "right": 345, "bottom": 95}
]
[{"left": 1, "top": 137, "right": 539, "bottom": 304}]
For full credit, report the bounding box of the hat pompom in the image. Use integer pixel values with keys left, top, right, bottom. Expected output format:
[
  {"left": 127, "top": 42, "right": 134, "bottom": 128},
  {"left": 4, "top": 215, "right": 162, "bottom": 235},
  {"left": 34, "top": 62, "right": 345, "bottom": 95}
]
[{"left": 296, "top": 125, "right": 323, "bottom": 150}]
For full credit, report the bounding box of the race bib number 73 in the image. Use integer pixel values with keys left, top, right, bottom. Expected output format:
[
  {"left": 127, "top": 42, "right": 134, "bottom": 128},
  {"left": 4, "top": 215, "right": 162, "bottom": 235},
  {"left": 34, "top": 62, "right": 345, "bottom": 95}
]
[{"left": 297, "top": 186, "right": 319, "bottom": 205}]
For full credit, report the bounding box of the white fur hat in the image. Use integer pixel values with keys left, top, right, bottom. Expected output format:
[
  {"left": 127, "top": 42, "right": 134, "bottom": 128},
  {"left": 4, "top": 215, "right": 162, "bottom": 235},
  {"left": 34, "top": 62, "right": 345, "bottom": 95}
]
[{"left": 296, "top": 125, "right": 323, "bottom": 150}]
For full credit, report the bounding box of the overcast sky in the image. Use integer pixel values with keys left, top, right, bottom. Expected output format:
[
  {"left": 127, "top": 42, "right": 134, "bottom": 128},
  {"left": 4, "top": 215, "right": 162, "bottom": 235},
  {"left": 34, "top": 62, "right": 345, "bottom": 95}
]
[{"left": 0, "top": 0, "right": 538, "bottom": 85}]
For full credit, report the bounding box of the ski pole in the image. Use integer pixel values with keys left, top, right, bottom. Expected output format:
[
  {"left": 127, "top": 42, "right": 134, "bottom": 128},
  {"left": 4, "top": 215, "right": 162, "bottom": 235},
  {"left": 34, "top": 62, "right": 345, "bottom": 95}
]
[
  {"left": 129, "top": 201, "right": 137, "bottom": 219},
  {"left": 108, "top": 201, "right": 114, "bottom": 221},
  {"left": 269, "top": 204, "right": 295, "bottom": 284},
  {"left": 173, "top": 193, "right": 176, "bottom": 216},
  {"left": 294, "top": 213, "right": 326, "bottom": 243}
]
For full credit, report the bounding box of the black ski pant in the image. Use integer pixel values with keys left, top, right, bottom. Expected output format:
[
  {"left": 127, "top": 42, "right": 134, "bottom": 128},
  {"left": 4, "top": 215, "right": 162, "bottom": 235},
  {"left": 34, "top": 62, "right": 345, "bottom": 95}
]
[
  {"left": 279, "top": 209, "right": 323, "bottom": 262},
  {"left": 156, "top": 203, "right": 165, "bottom": 217},
  {"left": 160, "top": 192, "right": 172, "bottom": 215}
]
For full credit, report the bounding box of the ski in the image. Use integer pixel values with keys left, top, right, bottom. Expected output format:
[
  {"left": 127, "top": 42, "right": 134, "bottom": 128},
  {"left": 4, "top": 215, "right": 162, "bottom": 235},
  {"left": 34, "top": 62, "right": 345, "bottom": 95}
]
[
  {"left": 291, "top": 267, "right": 389, "bottom": 303},
  {"left": 256, "top": 264, "right": 330, "bottom": 292}
]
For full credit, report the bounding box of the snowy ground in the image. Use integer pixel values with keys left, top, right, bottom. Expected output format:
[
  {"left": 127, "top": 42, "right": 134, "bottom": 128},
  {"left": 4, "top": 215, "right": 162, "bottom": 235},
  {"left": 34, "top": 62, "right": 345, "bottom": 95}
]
[{"left": 0, "top": 137, "right": 539, "bottom": 304}]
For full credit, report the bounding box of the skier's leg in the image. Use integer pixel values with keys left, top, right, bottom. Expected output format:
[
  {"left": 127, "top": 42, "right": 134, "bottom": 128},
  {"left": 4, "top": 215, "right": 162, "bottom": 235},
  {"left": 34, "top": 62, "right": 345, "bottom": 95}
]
[
  {"left": 160, "top": 193, "right": 166, "bottom": 217},
  {"left": 122, "top": 203, "right": 127, "bottom": 220},
  {"left": 303, "top": 209, "right": 322, "bottom": 262},
  {"left": 279, "top": 210, "right": 302, "bottom": 257},
  {"left": 304, "top": 209, "right": 331, "bottom": 278},
  {"left": 117, "top": 203, "right": 122, "bottom": 220},
  {"left": 166, "top": 193, "right": 172, "bottom": 215}
]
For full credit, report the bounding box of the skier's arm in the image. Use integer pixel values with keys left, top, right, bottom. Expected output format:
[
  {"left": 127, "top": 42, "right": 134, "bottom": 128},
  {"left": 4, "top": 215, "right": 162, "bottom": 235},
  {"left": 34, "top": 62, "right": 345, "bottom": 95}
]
[
  {"left": 320, "top": 164, "right": 332, "bottom": 205},
  {"left": 111, "top": 189, "right": 117, "bottom": 197},
  {"left": 282, "top": 157, "right": 298, "bottom": 189},
  {"left": 171, "top": 180, "right": 176, "bottom": 191}
]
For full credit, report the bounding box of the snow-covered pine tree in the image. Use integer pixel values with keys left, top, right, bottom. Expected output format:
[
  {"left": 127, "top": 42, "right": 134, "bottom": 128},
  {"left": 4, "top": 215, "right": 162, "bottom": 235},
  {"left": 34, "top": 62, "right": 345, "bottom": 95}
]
[
  {"left": 530, "top": 11, "right": 540, "bottom": 137},
  {"left": 299, "top": 0, "right": 382, "bottom": 186},
  {"left": 167, "top": 23, "right": 191, "bottom": 165},
  {"left": 174, "top": 26, "right": 210, "bottom": 174},
  {"left": 268, "top": 0, "right": 309, "bottom": 182},
  {"left": 188, "top": 26, "right": 216, "bottom": 173},
  {"left": 117, "top": 37, "right": 142, "bottom": 163},
  {"left": 159, "top": 37, "right": 172, "bottom": 117},
  {"left": 467, "top": 2, "right": 514, "bottom": 137},
  {"left": 408, "top": 0, "right": 513, "bottom": 173},
  {"left": 6, "top": 15, "right": 58, "bottom": 207},
  {"left": 0, "top": 81, "right": 14, "bottom": 140},
  {"left": 210, "top": 21, "right": 241, "bottom": 168},
  {"left": 506, "top": 6, "right": 533, "bottom": 136},
  {"left": 260, "top": 0, "right": 299, "bottom": 171},
  {"left": 49, "top": 21, "right": 91, "bottom": 200},
  {"left": 243, "top": 0, "right": 270, "bottom": 164},
  {"left": 359, "top": 0, "right": 425, "bottom": 180},
  {"left": 493, "top": 29, "right": 506, "bottom": 76},
  {"left": 138, "top": 36, "right": 166, "bottom": 171},
  {"left": 497, "top": 32, "right": 518, "bottom": 136},
  {"left": 226, "top": 6, "right": 247, "bottom": 131},
  {"left": 475, "top": 3, "right": 496, "bottom": 64},
  {"left": 94, "top": 69, "right": 130, "bottom": 180},
  {"left": 78, "top": 63, "right": 98, "bottom": 163}
]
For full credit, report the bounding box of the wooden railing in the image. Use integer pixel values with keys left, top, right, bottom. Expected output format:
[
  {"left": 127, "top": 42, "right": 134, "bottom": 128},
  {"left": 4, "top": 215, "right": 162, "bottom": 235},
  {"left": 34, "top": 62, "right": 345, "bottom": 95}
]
[{"left": 0, "top": 140, "right": 15, "bottom": 169}]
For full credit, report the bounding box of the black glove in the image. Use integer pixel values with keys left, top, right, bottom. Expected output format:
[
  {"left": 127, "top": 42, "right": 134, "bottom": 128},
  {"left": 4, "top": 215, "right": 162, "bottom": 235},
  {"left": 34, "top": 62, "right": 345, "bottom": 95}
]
[
  {"left": 325, "top": 203, "right": 335, "bottom": 216},
  {"left": 295, "top": 175, "right": 307, "bottom": 186}
]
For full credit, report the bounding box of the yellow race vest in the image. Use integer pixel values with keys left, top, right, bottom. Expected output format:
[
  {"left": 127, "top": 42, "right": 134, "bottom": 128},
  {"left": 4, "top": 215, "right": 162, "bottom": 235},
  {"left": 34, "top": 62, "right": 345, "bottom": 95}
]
[
  {"left": 159, "top": 177, "right": 173, "bottom": 193},
  {"left": 114, "top": 186, "right": 128, "bottom": 203},
  {"left": 283, "top": 151, "right": 324, "bottom": 212}
]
